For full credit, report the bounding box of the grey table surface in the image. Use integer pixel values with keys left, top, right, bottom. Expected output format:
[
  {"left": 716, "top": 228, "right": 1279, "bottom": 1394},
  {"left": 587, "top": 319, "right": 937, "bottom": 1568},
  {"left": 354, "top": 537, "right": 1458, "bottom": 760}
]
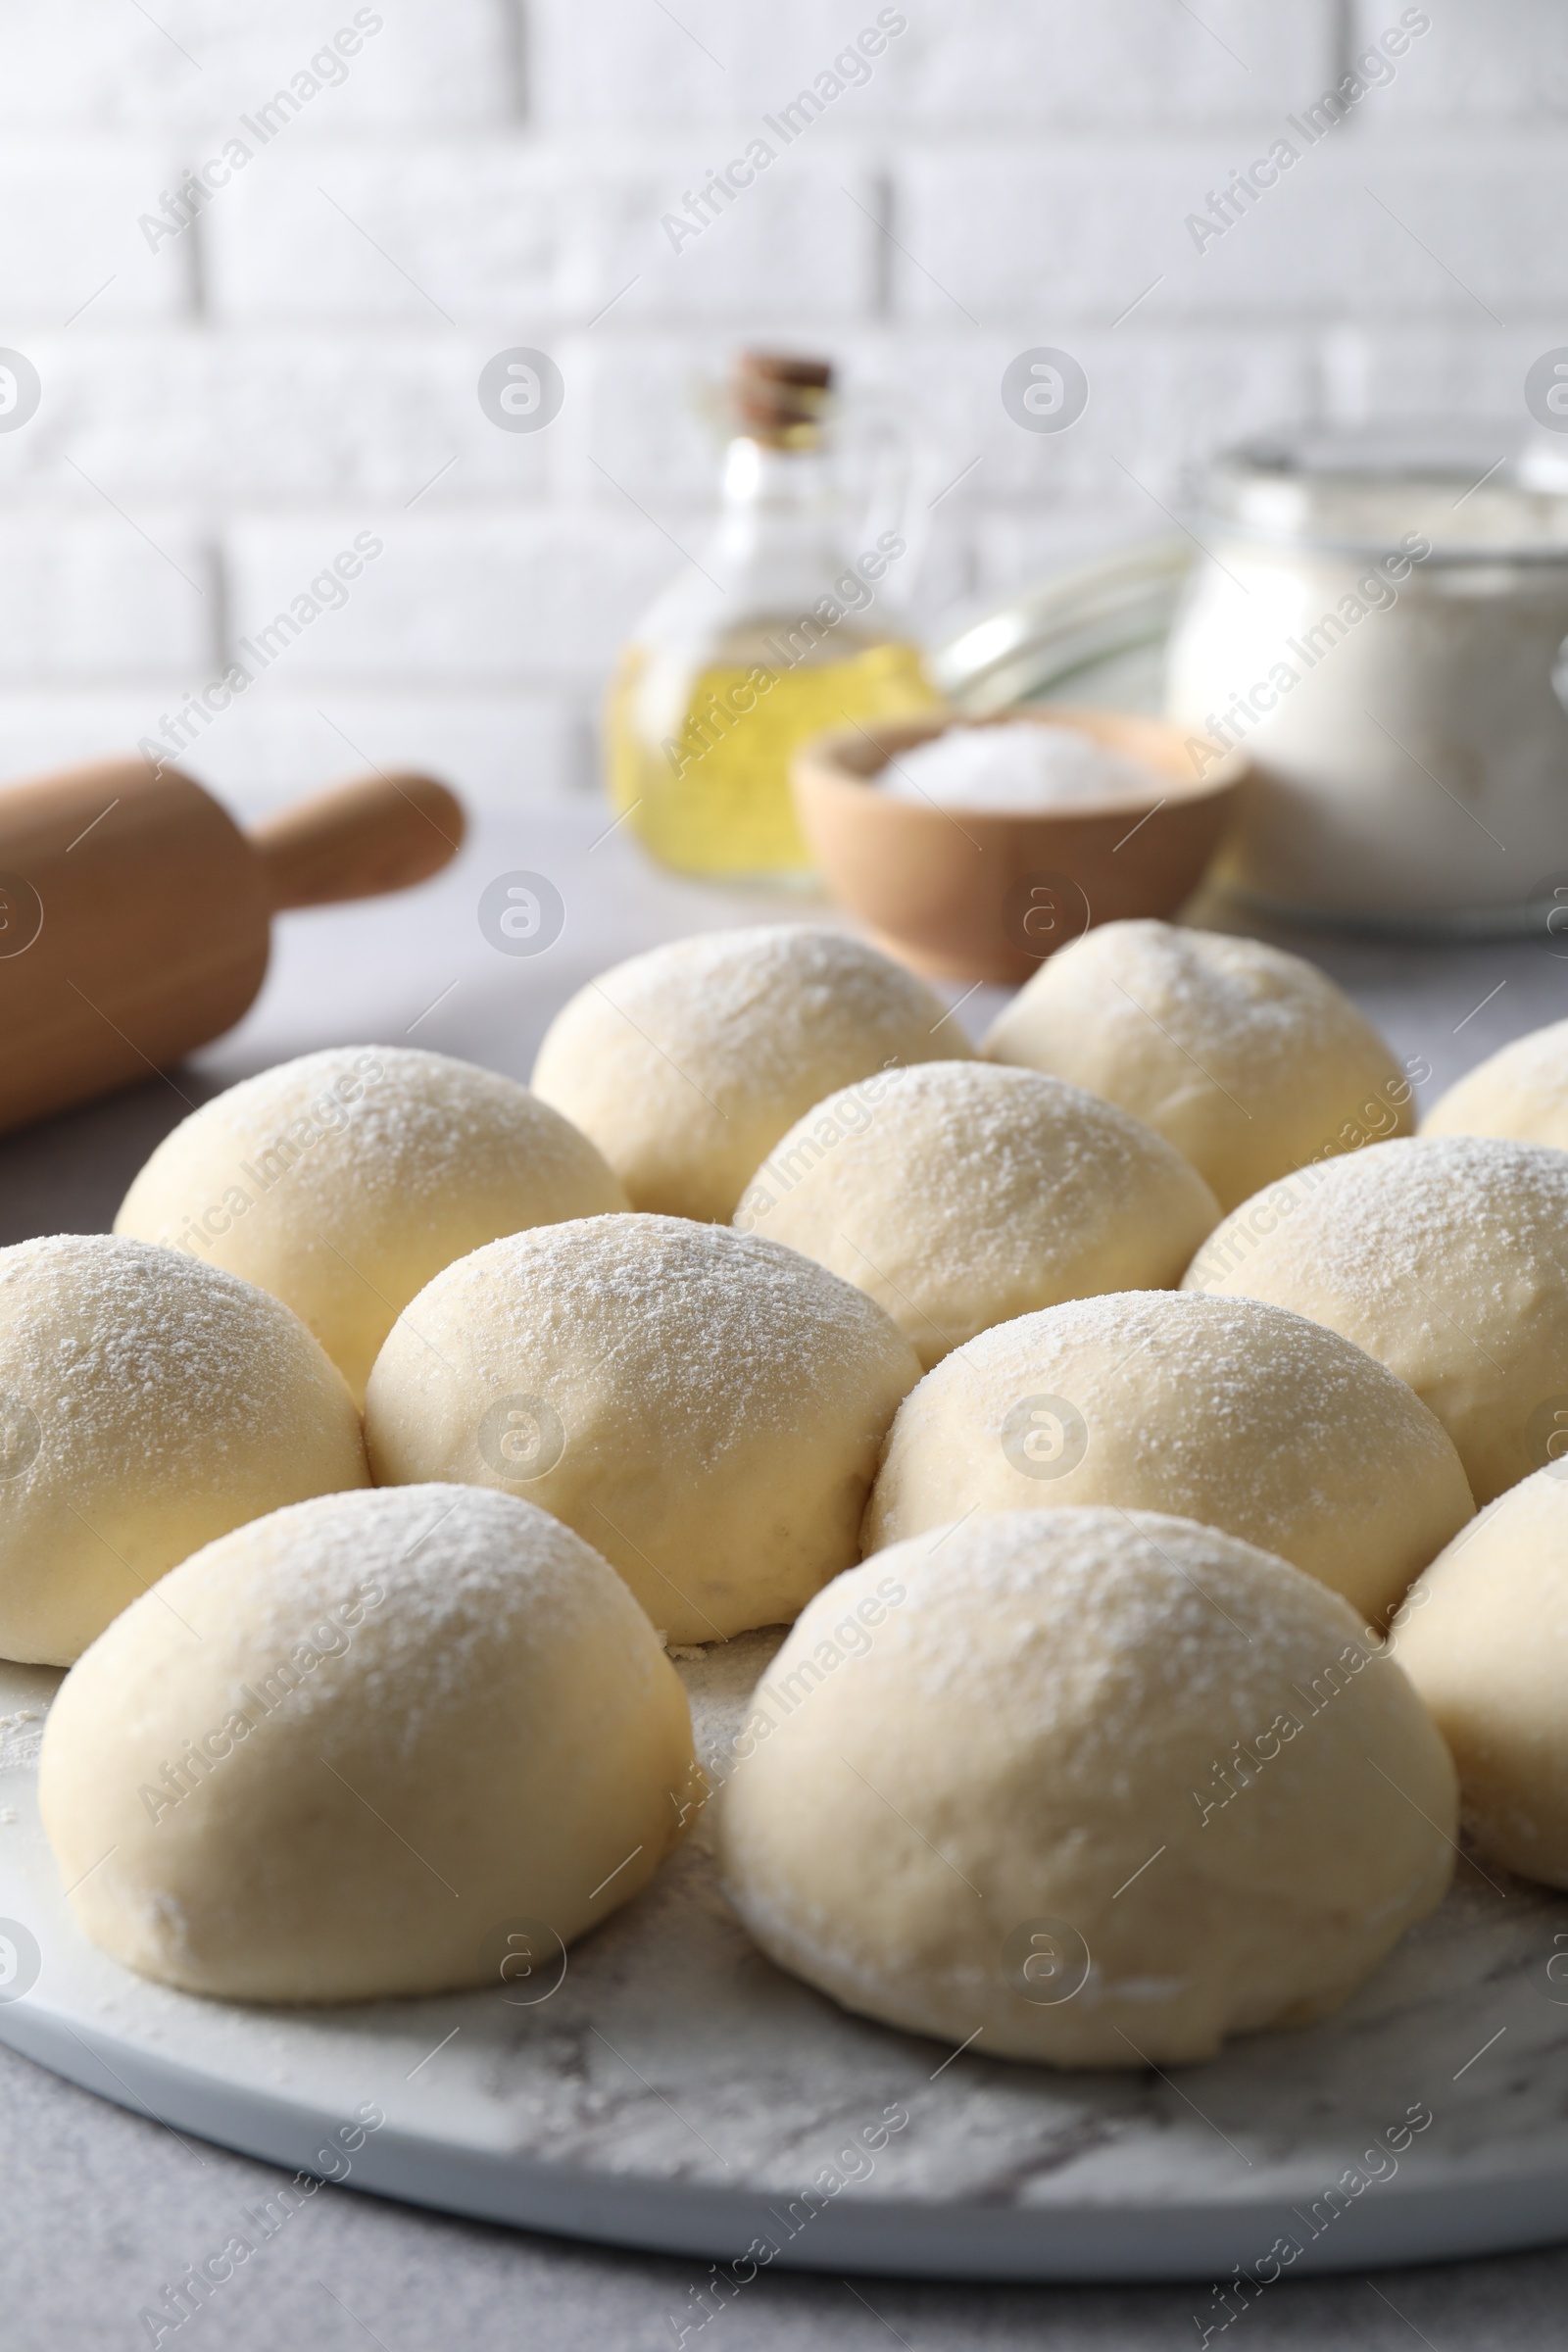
[{"left": 3, "top": 802, "right": 1567, "bottom": 2350}]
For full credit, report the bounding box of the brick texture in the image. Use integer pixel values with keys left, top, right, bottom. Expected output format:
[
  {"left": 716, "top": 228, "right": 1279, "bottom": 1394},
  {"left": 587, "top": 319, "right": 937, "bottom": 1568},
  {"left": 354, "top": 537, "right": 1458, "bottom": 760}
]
[{"left": 0, "top": 1, "right": 1555, "bottom": 813}]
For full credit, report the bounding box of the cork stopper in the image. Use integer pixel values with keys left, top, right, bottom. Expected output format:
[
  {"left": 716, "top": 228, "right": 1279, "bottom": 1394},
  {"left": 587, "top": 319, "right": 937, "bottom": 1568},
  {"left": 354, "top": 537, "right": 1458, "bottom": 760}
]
[{"left": 733, "top": 352, "right": 834, "bottom": 447}]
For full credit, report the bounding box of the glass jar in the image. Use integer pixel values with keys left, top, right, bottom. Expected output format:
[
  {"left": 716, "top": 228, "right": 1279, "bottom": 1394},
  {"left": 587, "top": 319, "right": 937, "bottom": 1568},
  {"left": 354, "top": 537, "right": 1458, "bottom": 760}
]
[
  {"left": 929, "top": 539, "right": 1189, "bottom": 717},
  {"left": 604, "top": 352, "right": 941, "bottom": 882},
  {"left": 1164, "top": 425, "right": 1568, "bottom": 934}
]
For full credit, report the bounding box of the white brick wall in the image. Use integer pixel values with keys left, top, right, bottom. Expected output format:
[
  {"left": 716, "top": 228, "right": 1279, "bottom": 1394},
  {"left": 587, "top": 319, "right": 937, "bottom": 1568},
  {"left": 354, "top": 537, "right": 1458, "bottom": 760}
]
[{"left": 0, "top": 0, "right": 1558, "bottom": 818}]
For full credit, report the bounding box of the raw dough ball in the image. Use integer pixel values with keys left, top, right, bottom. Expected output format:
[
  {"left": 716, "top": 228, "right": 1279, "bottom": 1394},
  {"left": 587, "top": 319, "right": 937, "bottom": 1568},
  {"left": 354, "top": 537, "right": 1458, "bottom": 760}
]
[
  {"left": 1391, "top": 1468, "right": 1568, "bottom": 1886},
  {"left": 736, "top": 1064, "right": 1219, "bottom": 1370},
  {"left": 1185, "top": 1135, "right": 1568, "bottom": 1505},
  {"left": 365, "top": 1214, "right": 921, "bottom": 1642},
  {"left": 0, "top": 1234, "right": 367, "bottom": 1667},
  {"left": 1424, "top": 1017, "right": 1568, "bottom": 1151},
  {"left": 531, "top": 926, "right": 971, "bottom": 1223},
  {"left": 718, "top": 1508, "right": 1456, "bottom": 2068},
  {"left": 40, "top": 1486, "right": 697, "bottom": 2002},
  {"left": 116, "top": 1046, "right": 627, "bottom": 1405},
  {"left": 866, "top": 1291, "right": 1473, "bottom": 1621},
  {"left": 983, "top": 919, "right": 1411, "bottom": 1212}
]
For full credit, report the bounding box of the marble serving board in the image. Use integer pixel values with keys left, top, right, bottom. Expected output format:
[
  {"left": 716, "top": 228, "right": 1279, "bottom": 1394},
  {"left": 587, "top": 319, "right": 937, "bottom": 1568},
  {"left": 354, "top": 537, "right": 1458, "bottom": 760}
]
[{"left": 1, "top": 1643, "right": 1566, "bottom": 2283}]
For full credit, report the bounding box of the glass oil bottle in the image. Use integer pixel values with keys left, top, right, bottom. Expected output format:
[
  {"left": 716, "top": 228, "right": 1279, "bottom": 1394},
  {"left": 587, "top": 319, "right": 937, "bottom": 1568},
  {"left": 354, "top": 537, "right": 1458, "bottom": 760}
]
[{"left": 604, "top": 351, "right": 941, "bottom": 880}]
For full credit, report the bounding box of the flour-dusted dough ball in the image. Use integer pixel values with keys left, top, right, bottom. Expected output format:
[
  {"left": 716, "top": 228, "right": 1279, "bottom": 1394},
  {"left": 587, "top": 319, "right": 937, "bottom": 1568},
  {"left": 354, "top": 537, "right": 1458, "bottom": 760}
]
[
  {"left": 530, "top": 926, "right": 971, "bottom": 1223},
  {"left": 1391, "top": 1469, "right": 1568, "bottom": 1887},
  {"left": 1185, "top": 1136, "right": 1568, "bottom": 1506},
  {"left": 983, "top": 920, "right": 1412, "bottom": 1213},
  {"left": 735, "top": 1064, "right": 1219, "bottom": 1371},
  {"left": 39, "top": 1486, "right": 696, "bottom": 2001},
  {"left": 1424, "top": 1017, "right": 1568, "bottom": 1151},
  {"left": 116, "top": 1046, "right": 627, "bottom": 1405},
  {"left": 866, "top": 1291, "right": 1473, "bottom": 1621},
  {"left": 365, "top": 1214, "right": 921, "bottom": 1642},
  {"left": 0, "top": 1235, "right": 367, "bottom": 1667},
  {"left": 719, "top": 1509, "right": 1455, "bottom": 2068}
]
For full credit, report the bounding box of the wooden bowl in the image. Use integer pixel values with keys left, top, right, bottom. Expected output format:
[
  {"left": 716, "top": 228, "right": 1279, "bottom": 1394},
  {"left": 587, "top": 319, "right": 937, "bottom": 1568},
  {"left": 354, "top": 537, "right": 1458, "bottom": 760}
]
[{"left": 790, "top": 705, "right": 1246, "bottom": 986}]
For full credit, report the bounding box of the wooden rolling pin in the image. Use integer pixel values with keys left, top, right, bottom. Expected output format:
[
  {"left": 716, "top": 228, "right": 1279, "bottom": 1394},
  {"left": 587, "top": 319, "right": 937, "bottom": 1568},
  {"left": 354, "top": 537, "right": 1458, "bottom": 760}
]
[{"left": 0, "top": 755, "right": 466, "bottom": 1137}]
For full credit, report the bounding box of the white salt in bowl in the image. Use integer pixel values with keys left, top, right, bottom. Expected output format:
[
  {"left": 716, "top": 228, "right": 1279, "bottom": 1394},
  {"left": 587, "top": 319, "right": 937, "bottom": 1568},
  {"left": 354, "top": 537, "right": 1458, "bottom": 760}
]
[{"left": 790, "top": 704, "right": 1247, "bottom": 986}]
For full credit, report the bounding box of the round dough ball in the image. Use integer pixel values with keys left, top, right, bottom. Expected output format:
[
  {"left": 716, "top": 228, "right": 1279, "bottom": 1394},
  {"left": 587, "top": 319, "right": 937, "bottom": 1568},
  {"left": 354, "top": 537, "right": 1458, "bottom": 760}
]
[
  {"left": 116, "top": 1045, "right": 627, "bottom": 1405},
  {"left": 719, "top": 1508, "right": 1456, "bottom": 2068},
  {"left": 531, "top": 926, "right": 971, "bottom": 1223},
  {"left": 365, "top": 1214, "right": 921, "bottom": 1642},
  {"left": 983, "top": 919, "right": 1411, "bottom": 1212},
  {"left": 866, "top": 1291, "right": 1473, "bottom": 1621},
  {"left": 0, "top": 1234, "right": 367, "bottom": 1667},
  {"left": 1391, "top": 1468, "right": 1568, "bottom": 1887},
  {"left": 735, "top": 1064, "right": 1218, "bottom": 1371},
  {"left": 1424, "top": 1017, "right": 1568, "bottom": 1151},
  {"left": 1185, "top": 1135, "right": 1568, "bottom": 1505},
  {"left": 40, "top": 1486, "right": 696, "bottom": 2001}
]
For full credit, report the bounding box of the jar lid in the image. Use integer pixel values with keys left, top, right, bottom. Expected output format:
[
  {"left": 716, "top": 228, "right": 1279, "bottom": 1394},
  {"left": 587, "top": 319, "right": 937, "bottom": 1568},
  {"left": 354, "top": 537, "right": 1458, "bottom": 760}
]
[{"left": 1200, "top": 420, "right": 1568, "bottom": 562}]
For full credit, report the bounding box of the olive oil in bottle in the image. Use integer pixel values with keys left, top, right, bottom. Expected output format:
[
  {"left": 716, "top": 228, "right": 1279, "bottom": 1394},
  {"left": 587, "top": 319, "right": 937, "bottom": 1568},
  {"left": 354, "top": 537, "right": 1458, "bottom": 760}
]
[{"left": 604, "top": 353, "right": 940, "bottom": 880}]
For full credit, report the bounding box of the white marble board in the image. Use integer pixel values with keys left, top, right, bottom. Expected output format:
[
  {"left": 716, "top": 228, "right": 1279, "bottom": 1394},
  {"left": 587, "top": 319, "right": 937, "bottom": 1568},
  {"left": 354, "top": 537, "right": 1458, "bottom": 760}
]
[{"left": 1, "top": 1641, "right": 1567, "bottom": 2285}]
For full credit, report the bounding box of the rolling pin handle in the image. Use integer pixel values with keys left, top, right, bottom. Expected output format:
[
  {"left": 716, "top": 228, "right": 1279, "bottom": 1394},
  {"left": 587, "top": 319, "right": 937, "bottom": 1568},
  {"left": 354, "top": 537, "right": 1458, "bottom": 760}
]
[{"left": 247, "top": 772, "right": 466, "bottom": 912}]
